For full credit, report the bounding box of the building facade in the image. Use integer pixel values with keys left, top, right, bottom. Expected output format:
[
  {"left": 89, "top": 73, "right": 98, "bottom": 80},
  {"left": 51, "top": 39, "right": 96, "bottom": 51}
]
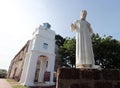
[{"left": 7, "top": 23, "right": 61, "bottom": 87}]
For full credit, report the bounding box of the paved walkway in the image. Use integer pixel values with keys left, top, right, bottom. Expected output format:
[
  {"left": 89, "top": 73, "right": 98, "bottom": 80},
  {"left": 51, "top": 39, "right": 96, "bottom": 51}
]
[{"left": 0, "top": 79, "right": 12, "bottom": 88}]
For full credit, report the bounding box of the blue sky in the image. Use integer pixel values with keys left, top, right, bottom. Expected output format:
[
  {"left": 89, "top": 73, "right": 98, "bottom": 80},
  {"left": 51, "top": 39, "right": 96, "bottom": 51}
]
[{"left": 0, "top": 0, "right": 120, "bottom": 70}]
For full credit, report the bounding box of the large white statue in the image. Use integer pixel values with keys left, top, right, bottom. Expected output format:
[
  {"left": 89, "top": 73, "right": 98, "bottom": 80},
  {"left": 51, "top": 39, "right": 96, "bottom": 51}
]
[{"left": 70, "top": 10, "right": 95, "bottom": 68}]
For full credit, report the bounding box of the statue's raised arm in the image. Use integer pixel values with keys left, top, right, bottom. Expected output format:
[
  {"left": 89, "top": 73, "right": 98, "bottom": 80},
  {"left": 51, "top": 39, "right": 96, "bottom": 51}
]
[{"left": 70, "top": 23, "right": 76, "bottom": 31}]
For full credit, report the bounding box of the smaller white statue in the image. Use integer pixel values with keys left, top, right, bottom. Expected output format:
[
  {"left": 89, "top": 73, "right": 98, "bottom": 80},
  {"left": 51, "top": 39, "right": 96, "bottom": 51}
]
[{"left": 70, "top": 10, "right": 96, "bottom": 68}]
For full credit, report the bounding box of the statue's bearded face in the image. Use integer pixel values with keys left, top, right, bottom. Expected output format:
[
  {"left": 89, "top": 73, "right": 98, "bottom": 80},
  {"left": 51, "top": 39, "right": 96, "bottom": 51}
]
[{"left": 80, "top": 10, "right": 87, "bottom": 20}]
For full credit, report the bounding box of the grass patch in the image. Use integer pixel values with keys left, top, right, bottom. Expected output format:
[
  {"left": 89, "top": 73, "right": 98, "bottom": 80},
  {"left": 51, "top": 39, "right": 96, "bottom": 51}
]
[
  {"left": 6, "top": 79, "right": 27, "bottom": 88},
  {"left": 12, "top": 85, "right": 27, "bottom": 88},
  {"left": 7, "top": 79, "right": 16, "bottom": 82}
]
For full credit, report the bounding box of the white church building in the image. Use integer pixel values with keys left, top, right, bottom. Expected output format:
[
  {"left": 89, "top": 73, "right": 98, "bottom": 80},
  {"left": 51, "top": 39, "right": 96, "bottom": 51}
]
[{"left": 7, "top": 23, "right": 57, "bottom": 87}]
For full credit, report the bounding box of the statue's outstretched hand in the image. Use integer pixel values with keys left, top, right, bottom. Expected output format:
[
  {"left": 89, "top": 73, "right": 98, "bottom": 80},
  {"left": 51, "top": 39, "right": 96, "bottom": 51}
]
[{"left": 70, "top": 23, "right": 75, "bottom": 31}]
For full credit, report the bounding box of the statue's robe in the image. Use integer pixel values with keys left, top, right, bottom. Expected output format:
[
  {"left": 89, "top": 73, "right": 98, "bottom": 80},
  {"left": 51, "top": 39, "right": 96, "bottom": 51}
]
[{"left": 73, "top": 19, "right": 95, "bottom": 67}]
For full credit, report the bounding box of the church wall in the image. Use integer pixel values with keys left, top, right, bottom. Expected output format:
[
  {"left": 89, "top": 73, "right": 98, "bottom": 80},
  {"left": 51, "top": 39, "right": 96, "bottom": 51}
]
[{"left": 7, "top": 41, "right": 30, "bottom": 81}]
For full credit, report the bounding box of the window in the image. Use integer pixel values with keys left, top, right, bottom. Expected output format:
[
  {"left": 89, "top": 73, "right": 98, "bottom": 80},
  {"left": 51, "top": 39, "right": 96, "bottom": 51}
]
[{"left": 43, "top": 43, "right": 48, "bottom": 49}]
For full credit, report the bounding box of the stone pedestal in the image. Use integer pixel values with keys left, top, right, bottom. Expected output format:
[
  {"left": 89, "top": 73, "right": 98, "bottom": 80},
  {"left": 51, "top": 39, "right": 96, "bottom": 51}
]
[{"left": 56, "top": 68, "right": 120, "bottom": 88}]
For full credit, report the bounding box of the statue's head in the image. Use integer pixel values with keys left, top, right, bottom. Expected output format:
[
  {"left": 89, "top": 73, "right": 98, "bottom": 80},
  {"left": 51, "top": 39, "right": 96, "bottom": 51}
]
[{"left": 80, "top": 10, "right": 87, "bottom": 20}]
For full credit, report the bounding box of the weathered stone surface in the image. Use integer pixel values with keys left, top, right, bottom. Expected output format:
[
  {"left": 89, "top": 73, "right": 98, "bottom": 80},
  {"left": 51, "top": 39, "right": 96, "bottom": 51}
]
[
  {"left": 56, "top": 68, "right": 120, "bottom": 88},
  {"left": 102, "top": 69, "right": 120, "bottom": 80},
  {"left": 80, "top": 82, "right": 92, "bottom": 88},
  {"left": 81, "top": 69, "right": 94, "bottom": 80},
  {"left": 58, "top": 68, "right": 80, "bottom": 79},
  {"left": 57, "top": 81, "right": 64, "bottom": 88},
  {"left": 113, "top": 82, "right": 120, "bottom": 88},
  {"left": 94, "top": 81, "right": 112, "bottom": 88},
  {"left": 93, "top": 69, "right": 101, "bottom": 80},
  {"left": 7, "top": 41, "right": 30, "bottom": 81},
  {"left": 70, "top": 84, "right": 80, "bottom": 88}
]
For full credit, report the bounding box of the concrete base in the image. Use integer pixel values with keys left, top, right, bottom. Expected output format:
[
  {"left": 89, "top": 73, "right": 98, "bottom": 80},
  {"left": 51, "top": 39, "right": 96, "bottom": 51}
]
[{"left": 76, "top": 64, "right": 101, "bottom": 70}]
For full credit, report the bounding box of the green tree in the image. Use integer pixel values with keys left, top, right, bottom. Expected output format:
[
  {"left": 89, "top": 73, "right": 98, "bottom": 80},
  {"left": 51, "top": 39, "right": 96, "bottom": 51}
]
[
  {"left": 92, "top": 34, "right": 120, "bottom": 69},
  {"left": 55, "top": 34, "right": 65, "bottom": 47},
  {"left": 59, "top": 37, "right": 76, "bottom": 68},
  {"left": 0, "top": 69, "right": 7, "bottom": 78}
]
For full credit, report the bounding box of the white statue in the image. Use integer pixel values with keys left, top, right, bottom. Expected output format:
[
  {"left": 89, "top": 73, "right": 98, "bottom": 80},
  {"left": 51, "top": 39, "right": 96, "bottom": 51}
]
[{"left": 70, "top": 10, "right": 95, "bottom": 68}]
